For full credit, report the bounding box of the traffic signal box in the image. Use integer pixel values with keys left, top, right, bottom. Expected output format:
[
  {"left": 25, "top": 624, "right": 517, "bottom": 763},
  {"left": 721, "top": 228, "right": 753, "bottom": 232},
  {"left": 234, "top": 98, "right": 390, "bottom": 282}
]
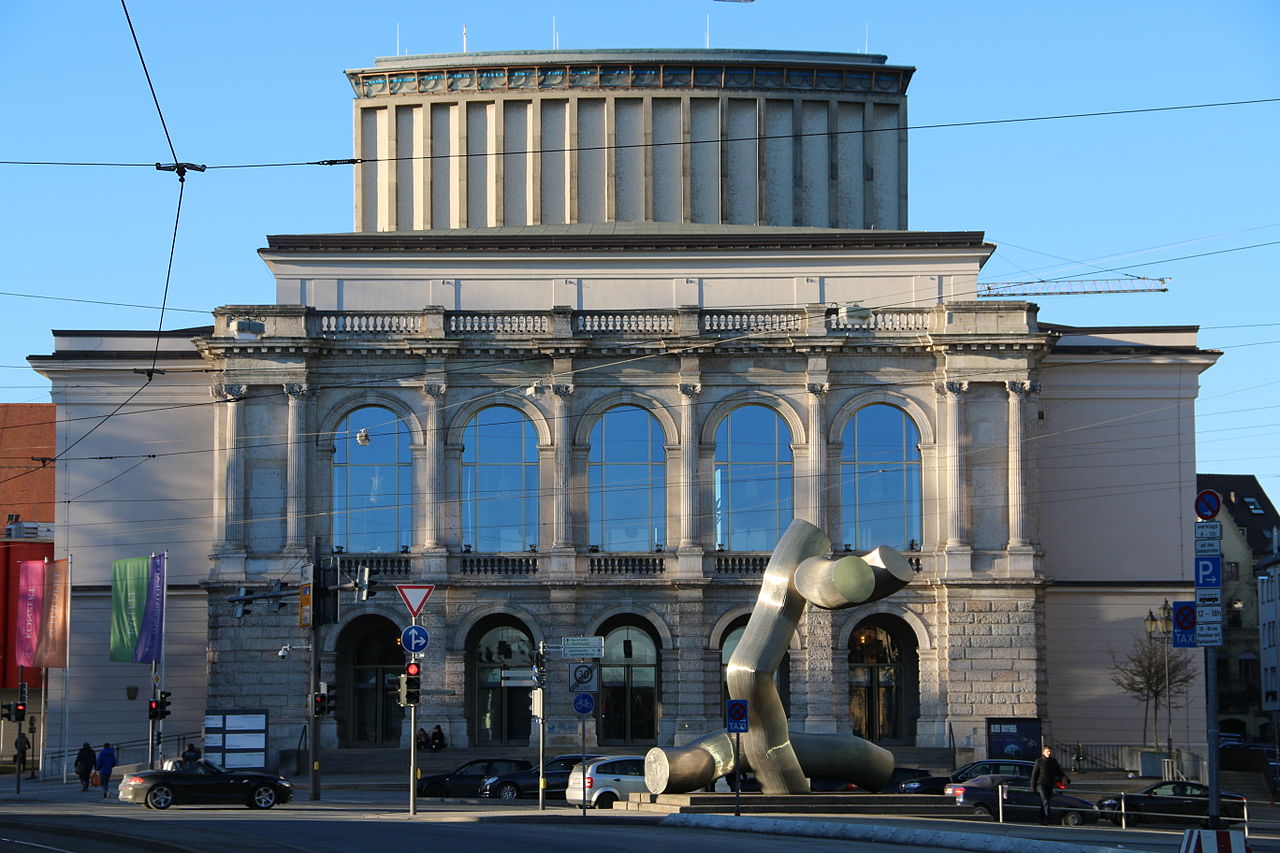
[
  {"left": 312, "top": 681, "right": 336, "bottom": 716},
  {"left": 147, "top": 691, "right": 172, "bottom": 720},
  {"left": 404, "top": 661, "right": 421, "bottom": 705},
  {"left": 2, "top": 702, "right": 25, "bottom": 722}
]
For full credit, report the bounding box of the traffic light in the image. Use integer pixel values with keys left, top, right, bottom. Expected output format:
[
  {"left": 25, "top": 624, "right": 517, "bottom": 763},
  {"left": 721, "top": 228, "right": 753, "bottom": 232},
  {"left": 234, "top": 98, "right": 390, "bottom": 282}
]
[
  {"left": 1, "top": 703, "right": 12, "bottom": 722},
  {"left": 13, "top": 702, "right": 26, "bottom": 723},
  {"left": 404, "top": 661, "right": 421, "bottom": 705},
  {"left": 312, "top": 691, "right": 328, "bottom": 717},
  {"left": 534, "top": 642, "right": 547, "bottom": 686},
  {"left": 357, "top": 565, "right": 378, "bottom": 601},
  {"left": 148, "top": 691, "right": 171, "bottom": 720},
  {"left": 17, "top": 683, "right": 27, "bottom": 704}
]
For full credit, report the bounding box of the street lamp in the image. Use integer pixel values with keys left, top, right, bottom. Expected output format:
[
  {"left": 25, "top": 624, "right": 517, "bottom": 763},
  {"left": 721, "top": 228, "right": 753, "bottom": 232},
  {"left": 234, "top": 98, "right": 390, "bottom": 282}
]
[{"left": 1144, "top": 600, "right": 1174, "bottom": 761}]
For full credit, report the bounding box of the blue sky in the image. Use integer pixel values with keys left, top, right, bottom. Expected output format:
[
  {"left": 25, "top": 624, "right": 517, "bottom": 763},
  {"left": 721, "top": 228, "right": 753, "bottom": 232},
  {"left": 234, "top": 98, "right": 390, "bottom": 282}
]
[{"left": 3, "top": 1, "right": 1278, "bottom": 498}]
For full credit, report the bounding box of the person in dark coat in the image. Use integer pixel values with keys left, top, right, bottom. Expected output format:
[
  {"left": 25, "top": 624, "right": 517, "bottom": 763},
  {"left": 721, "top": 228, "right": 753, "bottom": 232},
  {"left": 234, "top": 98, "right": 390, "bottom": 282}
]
[
  {"left": 415, "top": 728, "right": 429, "bottom": 752},
  {"left": 95, "top": 742, "right": 118, "bottom": 799},
  {"left": 1030, "top": 745, "right": 1069, "bottom": 824},
  {"left": 181, "top": 743, "right": 201, "bottom": 768},
  {"left": 74, "top": 742, "right": 96, "bottom": 791},
  {"left": 429, "top": 725, "right": 445, "bottom": 752}
]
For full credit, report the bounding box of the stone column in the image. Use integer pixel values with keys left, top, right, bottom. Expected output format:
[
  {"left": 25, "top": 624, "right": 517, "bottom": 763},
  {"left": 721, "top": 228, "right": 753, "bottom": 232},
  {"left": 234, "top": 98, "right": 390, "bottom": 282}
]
[
  {"left": 283, "top": 384, "right": 309, "bottom": 551},
  {"left": 678, "top": 383, "right": 701, "bottom": 551},
  {"left": 214, "top": 384, "right": 247, "bottom": 551},
  {"left": 421, "top": 384, "right": 446, "bottom": 551},
  {"left": 1005, "top": 380, "right": 1039, "bottom": 548},
  {"left": 551, "top": 383, "right": 574, "bottom": 550},
  {"left": 938, "top": 380, "right": 969, "bottom": 548},
  {"left": 805, "top": 381, "right": 829, "bottom": 530},
  {"left": 801, "top": 607, "right": 836, "bottom": 732}
]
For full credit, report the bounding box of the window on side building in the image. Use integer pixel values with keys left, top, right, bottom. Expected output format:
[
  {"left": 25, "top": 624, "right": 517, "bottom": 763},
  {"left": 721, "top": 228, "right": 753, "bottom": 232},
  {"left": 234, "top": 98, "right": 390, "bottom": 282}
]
[
  {"left": 840, "top": 404, "right": 922, "bottom": 552},
  {"left": 588, "top": 405, "right": 666, "bottom": 551},
  {"left": 713, "top": 404, "right": 794, "bottom": 551},
  {"left": 461, "top": 405, "right": 539, "bottom": 552},
  {"left": 331, "top": 405, "right": 413, "bottom": 553}
]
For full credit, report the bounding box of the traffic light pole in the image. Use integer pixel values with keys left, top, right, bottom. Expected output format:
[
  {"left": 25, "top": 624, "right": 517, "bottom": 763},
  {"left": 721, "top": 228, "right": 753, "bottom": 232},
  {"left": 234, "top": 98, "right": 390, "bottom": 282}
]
[
  {"left": 309, "top": 581, "right": 322, "bottom": 801},
  {"left": 409, "top": 703, "right": 418, "bottom": 816}
]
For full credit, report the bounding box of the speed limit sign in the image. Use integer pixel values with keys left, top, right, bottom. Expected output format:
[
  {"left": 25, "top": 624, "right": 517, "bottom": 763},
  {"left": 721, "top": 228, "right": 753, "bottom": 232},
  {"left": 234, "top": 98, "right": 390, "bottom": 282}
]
[{"left": 569, "top": 662, "right": 598, "bottom": 693}]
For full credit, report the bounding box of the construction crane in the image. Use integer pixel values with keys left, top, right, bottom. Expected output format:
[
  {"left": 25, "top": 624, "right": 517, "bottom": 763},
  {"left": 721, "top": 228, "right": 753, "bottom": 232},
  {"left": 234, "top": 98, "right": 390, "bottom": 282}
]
[{"left": 976, "top": 276, "right": 1169, "bottom": 298}]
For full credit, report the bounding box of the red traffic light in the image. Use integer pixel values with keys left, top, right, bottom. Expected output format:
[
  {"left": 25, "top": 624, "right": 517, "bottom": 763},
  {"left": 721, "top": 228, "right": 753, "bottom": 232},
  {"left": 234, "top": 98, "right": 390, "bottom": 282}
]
[{"left": 405, "top": 661, "right": 421, "bottom": 677}]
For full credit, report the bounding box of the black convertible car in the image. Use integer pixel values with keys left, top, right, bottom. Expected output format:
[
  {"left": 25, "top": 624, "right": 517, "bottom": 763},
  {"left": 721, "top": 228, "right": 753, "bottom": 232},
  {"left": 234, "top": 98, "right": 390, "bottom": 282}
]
[
  {"left": 946, "top": 774, "right": 1100, "bottom": 826},
  {"left": 117, "top": 759, "right": 293, "bottom": 810},
  {"left": 479, "top": 754, "right": 604, "bottom": 800},
  {"left": 1097, "top": 781, "right": 1246, "bottom": 827},
  {"left": 418, "top": 757, "right": 533, "bottom": 797}
]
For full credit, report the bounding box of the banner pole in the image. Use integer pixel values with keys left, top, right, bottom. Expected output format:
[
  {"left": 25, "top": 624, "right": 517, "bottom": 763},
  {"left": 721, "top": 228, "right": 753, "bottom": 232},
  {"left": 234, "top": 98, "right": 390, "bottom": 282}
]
[{"left": 59, "top": 554, "right": 73, "bottom": 784}]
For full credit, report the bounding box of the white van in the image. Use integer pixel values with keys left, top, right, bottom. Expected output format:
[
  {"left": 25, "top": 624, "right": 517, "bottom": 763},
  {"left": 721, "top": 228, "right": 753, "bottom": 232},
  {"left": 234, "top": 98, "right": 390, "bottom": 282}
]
[{"left": 566, "top": 756, "right": 648, "bottom": 808}]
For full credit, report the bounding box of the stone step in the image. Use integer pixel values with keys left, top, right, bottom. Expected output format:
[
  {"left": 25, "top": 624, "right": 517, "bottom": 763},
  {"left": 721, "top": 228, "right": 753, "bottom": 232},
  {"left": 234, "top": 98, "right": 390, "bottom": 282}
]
[{"left": 617, "top": 791, "right": 977, "bottom": 817}]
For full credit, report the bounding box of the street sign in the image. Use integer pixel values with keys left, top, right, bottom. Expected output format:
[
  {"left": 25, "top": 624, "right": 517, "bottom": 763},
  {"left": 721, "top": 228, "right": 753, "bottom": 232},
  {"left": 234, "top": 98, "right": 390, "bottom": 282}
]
[
  {"left": 1194, "top": 521, "right": 1222, "bottom": 539},
  {"left": 401, "top": 625, "right": 430, "bottom": 655},
  {"left": 1196, "top": 621, "right": 1223, "bottom": 646},
  {"left": 569, "top": 663, "right": 599, "bottom": 693},
  {"left": 1194, "top": 556, "right": 1222, "bottom": 588},
  {"left": 725, "top": 699, "right": 749, "bottom": 733},
  {"left": 501, "top": 668, "right": 538, "bottom": 687},
  {"left": 573, "top": 693, "right": 595, "bottom": 715},
  {"left": 396, "top": 584, "right": 436, "bottom": 617},
  {"left": 1194, "top": 489, "right": 1222, "bottom": 520},
  {"left": 1172, "top": 600, "right": 1197, "bottom": 648},
  {"left": 299, "top": 583, "right": 313, "bottom": 628},
  {"left": 1196, "top": 587, "right": 1222, "bottom": 606},
  {"left": 561, "top": 636, "right": 604, "bottom": 659},
  {"left": 1194, "top": 539, "right": 1222, "bottom": 556},
  {"left": 530, "top": 687, "right": 544, "bottom": 718},
  {"left": 1197, "top": 605, "right": 1223, "bottom": 623}
]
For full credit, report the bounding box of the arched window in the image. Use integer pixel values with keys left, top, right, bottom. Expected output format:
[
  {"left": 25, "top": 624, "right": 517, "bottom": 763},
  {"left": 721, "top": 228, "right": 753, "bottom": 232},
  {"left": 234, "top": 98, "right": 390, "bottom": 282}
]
[
  {"left": 588, "top": 405, "right": 666, "bottom": 551},
  {"left": 599, "top": 624, "right": 658, "bottom": 744},
  {"left": 461, "top": 406, "right": 539, "bottom": 552},
  {"left": 470, "top": 623, "right": 533, "bottom": 746},
  {"left": 714, "top": 404, "right": 793, "bottom": 551},
  {"left": 840, "top": 404, "right": 921, "bottom": 551},
  {"left": 332, "top": 406, "right": 413, "bottom": 553}
]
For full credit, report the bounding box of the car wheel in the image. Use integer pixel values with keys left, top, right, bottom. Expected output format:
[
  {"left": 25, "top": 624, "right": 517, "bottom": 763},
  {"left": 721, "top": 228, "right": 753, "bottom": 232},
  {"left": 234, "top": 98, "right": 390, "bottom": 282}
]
[
  {"left": 595, "top": 792, "right": 618, "bottom": 809},
  {"left": 248, "top": 784, "right": 278, "bottom": 809},
  {"left": 146, "top": 785, "right": 174, "bottom": 810},
  {"left": 1060, "top": 810, "right": 1084, "bottom": 827},
  {"left": 425, "top": 783, "right": 447, "bottom": 798},
  {"left": 497, "top": 782, "right": 520, "bottom": 801},
  {"left": 973, "top": 804, "right": 994, "bottom": 819}
]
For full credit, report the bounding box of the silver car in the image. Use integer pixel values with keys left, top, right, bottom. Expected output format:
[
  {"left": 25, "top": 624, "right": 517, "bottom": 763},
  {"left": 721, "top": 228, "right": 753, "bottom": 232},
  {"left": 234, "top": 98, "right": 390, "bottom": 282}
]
[{"left": 566, "top": 755, "right": 648, "bottom": 809}]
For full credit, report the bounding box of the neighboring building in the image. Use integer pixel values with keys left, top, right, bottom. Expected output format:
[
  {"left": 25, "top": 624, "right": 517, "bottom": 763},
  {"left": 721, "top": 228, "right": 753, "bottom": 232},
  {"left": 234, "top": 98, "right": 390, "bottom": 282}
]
[
  {"left": 30, "top": 49, "right": 1217, "bottom": 767},
  {"left": 0, "top": 404, "right": 55, "bottom": 711},
  {"left": 1198, "top": 474, "right": 1280, "bottom": 741}
]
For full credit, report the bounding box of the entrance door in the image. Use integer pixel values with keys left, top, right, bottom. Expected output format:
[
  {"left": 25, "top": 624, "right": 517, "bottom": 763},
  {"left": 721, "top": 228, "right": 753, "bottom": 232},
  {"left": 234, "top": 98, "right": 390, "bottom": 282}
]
[
  {"left": 471, "top": 624, "right": 533, "bottom": 746},
  {"left": 848, "top": 617, "right": 916, "bottom": 744},
  {"left": 341, "top": 616, "right": 405, "bottom": 747},
  {"left": 599, "top": 625, "right": 657, "bottom": 745}
]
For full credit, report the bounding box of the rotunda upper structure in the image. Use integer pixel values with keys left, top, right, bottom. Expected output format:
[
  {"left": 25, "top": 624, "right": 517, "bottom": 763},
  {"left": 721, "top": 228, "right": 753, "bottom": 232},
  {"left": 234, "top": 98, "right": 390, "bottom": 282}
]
[{"left": 345, "top": 48, "right": 913, "bottom": 233}]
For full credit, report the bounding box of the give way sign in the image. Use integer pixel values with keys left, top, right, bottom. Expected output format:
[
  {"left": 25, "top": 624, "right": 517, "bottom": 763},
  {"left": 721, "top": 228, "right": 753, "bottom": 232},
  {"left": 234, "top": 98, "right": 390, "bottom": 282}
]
[{"left": 396, "top": 584, "right": 436, "bottom": 617}]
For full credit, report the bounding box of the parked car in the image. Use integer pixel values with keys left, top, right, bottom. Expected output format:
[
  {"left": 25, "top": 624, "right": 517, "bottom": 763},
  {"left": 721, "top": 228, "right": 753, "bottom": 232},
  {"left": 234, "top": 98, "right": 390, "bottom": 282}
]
[
  {"left": 479, "top": 754, "right": 604, "bottom": 800},
  {"left": 1096, "top": 781, "right": 1247, "bottom": 827},
  {"left": 946, "top": 774, "right": 1100, "bottom": 826},
  {"left": 117, "top": 758, "right": 293, "bottom": 810},
  {"left": 417, "top": 757, "right": 533, "bottom": 797},
  {"left": 566, "top": 755, "right": 648, "bottom": 809},
  {"left": 897, "top": 759, "right": 1033, "bottom": 794}
]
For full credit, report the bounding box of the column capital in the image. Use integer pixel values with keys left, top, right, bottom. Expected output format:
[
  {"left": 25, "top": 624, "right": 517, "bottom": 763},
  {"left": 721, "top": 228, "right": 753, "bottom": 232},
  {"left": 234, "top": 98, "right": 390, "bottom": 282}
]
[
  {"left": 551, "top": 383, "right": 574, "bottom": 398},
  {"left": 806, "top": 382, "right": 830, "bottom": 395},
  {"left": 212, "top": 384, "right": 247, "bottom": 402},
  {"left": 283, "top": 383, "right": 311, "bottom": 398},
  {"left": 935, "top": 380, "right": 969, "bottom": 397},
  {"left": 679, "top": 382, "right": 701, "bottom": 397},
  {"left": 423, "top": 383, "right": 447, "bottom": 398},
  {"left": 1005, "top": 380, "right": 1041, "bottom": 397}
]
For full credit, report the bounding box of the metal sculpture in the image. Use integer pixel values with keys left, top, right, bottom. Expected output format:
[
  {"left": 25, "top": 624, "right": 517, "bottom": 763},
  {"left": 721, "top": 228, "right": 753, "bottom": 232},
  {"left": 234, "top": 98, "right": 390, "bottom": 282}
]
[{"left": 645, "top": 518, "right": 914, "bottom": 795}]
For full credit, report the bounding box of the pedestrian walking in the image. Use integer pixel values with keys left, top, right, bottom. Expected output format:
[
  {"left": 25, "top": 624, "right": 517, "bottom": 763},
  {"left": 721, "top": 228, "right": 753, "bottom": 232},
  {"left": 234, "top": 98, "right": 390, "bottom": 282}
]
[
  {"left": 1030, "top": 745, "right": 1069, "bottom": 824},
  {"left": 13, "top": 732, "right": 30, "bottom": 778},
  {"left": 1071, "top": 742, "right": 1085, "bottom": 773},
  {"left": 95, "top": 742, "right": 118, "bottom": 799},
  {"left": 74, "top": 742, "right": 96, "bottom": 791}
]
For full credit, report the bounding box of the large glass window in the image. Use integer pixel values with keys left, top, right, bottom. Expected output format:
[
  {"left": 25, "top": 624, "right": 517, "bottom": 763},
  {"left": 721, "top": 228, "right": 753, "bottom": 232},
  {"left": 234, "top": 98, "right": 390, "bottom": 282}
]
[
  {"left": 713, "top": 405, "right": 793, "bottom": 551},
  {"left": 840, "top": 404, "right": 921, "bottom": 551},
  {"left": 599, "top": 625, "right": 657, "bottom": 744},
  {"left": 461, "top": 406, "right": 539, "bottom": 552},
  {"left": 332, "top": 406, "right": 413, "bottom": 553},
  {"left": 471, "top": 625, "right": 533, "bottom": 746},
  {"left": 588, "top": 405, "right": 666, "bottom": 551},
  {"left": 848, "top": 623, "right": 903, "bottom": 742}
]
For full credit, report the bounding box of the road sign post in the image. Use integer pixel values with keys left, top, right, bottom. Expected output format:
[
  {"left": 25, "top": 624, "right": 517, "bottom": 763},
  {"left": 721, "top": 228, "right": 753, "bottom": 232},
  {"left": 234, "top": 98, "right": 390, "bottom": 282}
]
[
  {"left": 1193, "top": 490, "right": 1223, "bottom": 827},
  {"left": 574, "top": 692, "right": 595, "bottom": 821},
  {"left": 725, "top": 700, "right": 749, "bottom": 816}
]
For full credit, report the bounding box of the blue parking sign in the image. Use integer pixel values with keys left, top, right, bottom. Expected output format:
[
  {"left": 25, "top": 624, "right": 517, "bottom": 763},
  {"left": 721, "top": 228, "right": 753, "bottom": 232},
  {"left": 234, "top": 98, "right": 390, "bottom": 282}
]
[{"left": 1194, "top": 556, "right": 1221, "bottom": 588}]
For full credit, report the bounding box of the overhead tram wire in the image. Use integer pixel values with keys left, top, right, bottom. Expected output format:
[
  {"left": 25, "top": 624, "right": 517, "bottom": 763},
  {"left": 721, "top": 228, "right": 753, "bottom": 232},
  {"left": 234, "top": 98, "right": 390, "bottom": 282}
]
[{"left": 3, "top": 97, "right": 1276, "bottom": 172}]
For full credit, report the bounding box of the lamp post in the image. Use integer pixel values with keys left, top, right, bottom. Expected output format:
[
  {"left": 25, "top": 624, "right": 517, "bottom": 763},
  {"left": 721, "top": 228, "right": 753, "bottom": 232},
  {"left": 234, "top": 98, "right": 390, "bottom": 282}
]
[{"left": 1144, "top": 600, "right": 1174, "bottom": 761}]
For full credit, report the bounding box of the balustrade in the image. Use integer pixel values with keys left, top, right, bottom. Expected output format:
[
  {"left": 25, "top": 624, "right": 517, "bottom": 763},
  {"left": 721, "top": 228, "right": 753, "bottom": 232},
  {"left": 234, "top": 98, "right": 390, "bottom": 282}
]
[
  {"left": 458, "top": 555, "right": 540, "bottom": 575},
  {"left": 588, "top": 555, "right": 667, "bottom": 575}
]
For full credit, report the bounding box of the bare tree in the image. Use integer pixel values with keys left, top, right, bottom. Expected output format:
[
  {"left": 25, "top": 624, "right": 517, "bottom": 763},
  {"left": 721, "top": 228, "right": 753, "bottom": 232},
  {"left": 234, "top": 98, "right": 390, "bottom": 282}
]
[{"left": 1109, "top": 636, "right": 1198, "bottom": 748}]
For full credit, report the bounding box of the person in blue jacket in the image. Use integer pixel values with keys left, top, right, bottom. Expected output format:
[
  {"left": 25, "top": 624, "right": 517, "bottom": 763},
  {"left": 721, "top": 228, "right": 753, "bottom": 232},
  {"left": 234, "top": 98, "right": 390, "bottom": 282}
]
[{"left": 95, "top": 742, "right": 118, "bottom": 799}]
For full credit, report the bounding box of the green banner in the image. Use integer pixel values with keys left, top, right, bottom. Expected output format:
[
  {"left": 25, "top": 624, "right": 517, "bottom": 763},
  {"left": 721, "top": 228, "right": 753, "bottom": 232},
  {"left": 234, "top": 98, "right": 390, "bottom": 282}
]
[{"left": 110, "top": 557, "right": 150, "bottom": 662}]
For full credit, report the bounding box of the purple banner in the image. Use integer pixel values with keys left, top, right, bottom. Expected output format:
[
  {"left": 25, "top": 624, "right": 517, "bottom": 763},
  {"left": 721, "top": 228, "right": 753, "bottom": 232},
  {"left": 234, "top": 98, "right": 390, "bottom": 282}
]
[
  {"left": 133, "top": 554, "right": 166, "bottom": 664},
  {"left": 34, "top": 559, "right": 69, "bottom": 668},
  {"left": 15, "top": 561, "right": 44, "bottom": 668}
]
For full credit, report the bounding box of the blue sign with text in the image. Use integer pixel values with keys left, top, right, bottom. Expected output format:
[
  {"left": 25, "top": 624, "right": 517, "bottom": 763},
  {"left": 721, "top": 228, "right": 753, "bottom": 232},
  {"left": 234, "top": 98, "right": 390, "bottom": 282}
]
[
  {"left": 1171, "top": 601, "right": 1196, "bottom": 648},
  {"left": 1194, "top": 556, "right": 1222, "bottom": 588},
  {"left": 726, "top": 699, "right": 749, "bottom": 733}
]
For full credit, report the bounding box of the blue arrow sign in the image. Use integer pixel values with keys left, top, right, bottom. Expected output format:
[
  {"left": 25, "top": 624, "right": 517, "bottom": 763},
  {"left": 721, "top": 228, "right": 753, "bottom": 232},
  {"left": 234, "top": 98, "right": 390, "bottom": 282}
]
[
  {"left": 1194, "top": 556, "right": 1222, "bottom": 588},
  {"left": 401, "top": 625, "right": 430, "bottom": 654}
]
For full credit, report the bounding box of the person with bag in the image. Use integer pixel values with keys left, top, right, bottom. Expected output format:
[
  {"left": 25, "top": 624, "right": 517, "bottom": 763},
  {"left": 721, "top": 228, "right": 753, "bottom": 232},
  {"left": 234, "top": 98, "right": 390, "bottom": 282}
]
[
  {"left": 95, "top": 742, "right": 117, "bottom": 799},
  {"left": 1030, "top": 745, "right": 1070, "bottom": 824},
  {"left": 74, "top": 743, "right": 96, "bottom": 792}
]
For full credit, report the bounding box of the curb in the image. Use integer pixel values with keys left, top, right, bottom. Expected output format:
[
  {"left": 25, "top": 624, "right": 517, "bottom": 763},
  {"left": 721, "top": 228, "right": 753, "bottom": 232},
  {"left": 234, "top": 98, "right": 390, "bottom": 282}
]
[{"left": 658, "top": 814, "right": 1131, "bottom": 853}]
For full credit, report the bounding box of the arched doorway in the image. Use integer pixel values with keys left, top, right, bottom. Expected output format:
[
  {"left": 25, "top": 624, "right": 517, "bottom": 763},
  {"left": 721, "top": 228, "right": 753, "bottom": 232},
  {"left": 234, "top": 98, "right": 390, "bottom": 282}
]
[
  {"left": 335, "top": 614, "right": 405, "bottom": 747},
  {"left": 598, "top": 618, "right": 660, "bottom": 745},
  {"left": 719, "top": 616, "right": 790, "bottom": 716},
  {"left": 847, "top": 614, "right": 918, "bottom": 745},
  {"left": 466, "top": 617, "right": 534, "bottom": 746}
]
